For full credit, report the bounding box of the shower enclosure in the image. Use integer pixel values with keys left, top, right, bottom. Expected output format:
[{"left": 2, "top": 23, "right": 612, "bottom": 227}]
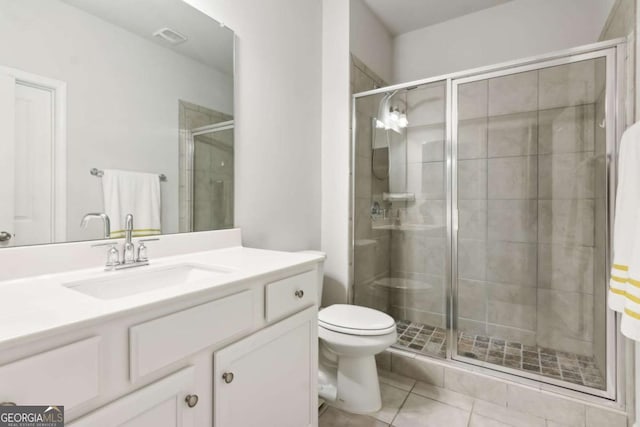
[
  {"left": 352, "top": 40, "right": 625, "bottom": 400},
  {"left": 187, "top": 121, "right": 235, "bottom": 232}
]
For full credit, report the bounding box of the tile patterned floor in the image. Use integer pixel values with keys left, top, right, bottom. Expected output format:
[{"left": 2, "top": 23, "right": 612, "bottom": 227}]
[
  {"left": 394, "top": 320, "right": 605, "bottom": 390},
  {"left": 319, "top": 370, "right": 625, "bottom": 427}
]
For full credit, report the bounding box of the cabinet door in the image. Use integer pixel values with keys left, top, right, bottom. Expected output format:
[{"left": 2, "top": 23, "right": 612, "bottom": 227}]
[
  {"left": 69, "top": 367, "right": 197, "bottom": 427},
  {"left": 214, "top": 306, "right": 318, "bottom": 427}
]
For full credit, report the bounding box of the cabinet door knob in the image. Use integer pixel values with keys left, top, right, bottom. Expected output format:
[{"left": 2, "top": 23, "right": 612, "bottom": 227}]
[
  {"left": 294, "top": 289, "right": 304, "bottom": 299},
  {"left": 185, "top": 394, "right": 199, "bottom": 408},
  {"left": 222, "top": 372, "right": 234, "bottom": 384}
]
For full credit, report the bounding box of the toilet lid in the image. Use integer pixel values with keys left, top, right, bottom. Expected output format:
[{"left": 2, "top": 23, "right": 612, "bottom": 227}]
[{"left": 318, "top": 304, "right": 396, "bottom": 336}]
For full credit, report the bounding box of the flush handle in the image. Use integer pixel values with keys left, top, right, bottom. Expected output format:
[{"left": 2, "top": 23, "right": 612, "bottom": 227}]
[
  {"left": 185, "top": 394, "right": 199, "bottom": 408},
  {"left": 295, "top": 289, "right": 304, "bottom": 299},
  {"left": 222, "top": 372, "right": 234, "bottom": 384}
]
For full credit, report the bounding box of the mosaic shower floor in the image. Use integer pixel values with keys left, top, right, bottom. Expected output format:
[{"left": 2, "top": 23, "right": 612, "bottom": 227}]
[{"left": 395, "top": 320, "right": 605, "bottom": 389}]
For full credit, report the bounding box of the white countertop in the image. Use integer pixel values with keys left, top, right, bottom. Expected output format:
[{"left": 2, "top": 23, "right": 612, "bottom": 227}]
[{"left": 0, "top": 245, "right": 323, "bottom": 349}]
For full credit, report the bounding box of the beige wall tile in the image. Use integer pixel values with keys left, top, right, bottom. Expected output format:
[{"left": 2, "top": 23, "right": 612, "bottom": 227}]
[
  {"left": 391, "top": 353, "right": 445, "bottom": 387},
  {"left": 407, "top": 124, "right": 445, "bottom": 163},
  {"left": 458, "top": 159, "right": 488, "bottom": 200},
  {"left": 458, "top": 80, "right": 488, "bottom": 120},
  {"left": 538, "top": 105, "right": 595, "bottom": 154},
  {"left": 472, "top": 399, "right": 545, "bottom": 427},
  {"left": 458, "top": 199, "right": 487, "bottom": 240},
  {"left": 585, "top": 405, "right": 626, "bottom": 427},
  {"left": 538, "top": 199, "right": 595, "bottom": 246},
  {"left": 459, "top": 279, "right": 488, "bottom": 322},
  {"left": 488, "top": 112, "right": 538, "bottom": 157},
  {"left": 538, "top": 244, "right": 594, "bottom": 294},
  {"left": 488, "top": 71, "right": 538, "bottom": 116},
  {"left": 487, "top": 199, "right": 537, "bottom": 243},
  {"left": 458, "top": 239, "right": 487, "bottom": 281},
  {"left": 407, "top": 162, "right": 445, "bottom": 199},
  {"left": 444, "top": 367, "right": 507, "bottom": 405},
  {"left": 488, "top": 156, "right": 537, "bottom": 199},
  {"left": 458, "top": 118, "right": 488, "bottom": 160},
  {"left": 537, "top": 288, "right": 594, "bottom": 351},
  {"left": 486, "top": 241, "right": 537, "bottom": 287},
  {"left": 539, "top": 60, "right": 600, "bottom": 110},
  {"left": 538, "top": 152, "right": 595, "bottom": 199},
  {"left": 407, "top": 83, "right": 447, "bottom": 127}
]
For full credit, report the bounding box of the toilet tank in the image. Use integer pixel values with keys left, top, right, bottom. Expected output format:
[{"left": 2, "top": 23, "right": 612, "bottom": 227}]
[{"left": 297, "top": 250, "right": 325, "bottom": 304}]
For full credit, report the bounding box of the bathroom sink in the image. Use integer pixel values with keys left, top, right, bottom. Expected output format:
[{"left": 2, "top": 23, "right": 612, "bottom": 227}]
[{"left": 63, "top": 263, "right": 232, "bottom": 300}]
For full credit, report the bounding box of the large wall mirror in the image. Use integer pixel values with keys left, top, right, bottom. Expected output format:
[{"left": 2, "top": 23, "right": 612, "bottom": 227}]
[{"left": 0, "top": 0, "right": 234, "bottom": 248}]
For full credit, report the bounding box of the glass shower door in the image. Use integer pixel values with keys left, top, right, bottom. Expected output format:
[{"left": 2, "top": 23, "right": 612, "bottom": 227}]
[
  {"left": 452, "top": 53, "right": 613, "bottom": 394},
  {"left": 192, "top": 128, "right": 234, "bottom": 231}
]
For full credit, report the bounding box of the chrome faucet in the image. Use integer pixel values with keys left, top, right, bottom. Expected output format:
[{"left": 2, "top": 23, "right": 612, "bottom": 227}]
[
  {"left": 92, "top": 213, "right": 159, "bottom": 271},
  {"left": 81, "top": 213, "right": 111, "bottom": 239},
  {"left": 123, "top": 214, "right": 135, "bottom": 264}
]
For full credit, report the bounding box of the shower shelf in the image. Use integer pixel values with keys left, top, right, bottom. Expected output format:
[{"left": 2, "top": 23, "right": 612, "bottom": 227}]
[
  {"left": 371, "top": 277, "right": 432, "bottom": 291},
  {"left": 383, "top": 192, "right": 415, "bottom": 202},
  {"left": 371, "top": 222, "right": 444, "bottom": 232}
]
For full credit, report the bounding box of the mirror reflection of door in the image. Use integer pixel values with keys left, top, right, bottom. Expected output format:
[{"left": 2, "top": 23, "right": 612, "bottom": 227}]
[
  {"left": 0, "top": 70, "right": 65, "bottom": 247},
  {"left": 192, "top": 123, "right": 234, "bottom": 232}
]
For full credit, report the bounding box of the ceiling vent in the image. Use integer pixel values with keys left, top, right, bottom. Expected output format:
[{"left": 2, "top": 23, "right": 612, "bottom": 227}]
[{"left": 153, "top": 27, "right": 188, "bottom": 45}]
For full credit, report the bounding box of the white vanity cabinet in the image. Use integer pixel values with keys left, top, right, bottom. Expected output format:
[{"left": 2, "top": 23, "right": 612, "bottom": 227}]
[
  {"left": 69, "top": 367, "right": 197, "bottom": 427},
  {"left": 213, "top": 306, "right": 317, "bottom": 427},
  {"left": 0, "top": 259, "right": 321, "bottom": 427}
]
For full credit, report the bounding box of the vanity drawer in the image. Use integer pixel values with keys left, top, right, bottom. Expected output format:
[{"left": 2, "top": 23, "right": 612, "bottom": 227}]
[
  {"left": 129, "top": 290, "right": 254, "bottom": 381},
  {"left": 265, "top": 270, "right": 317, "bottom": 322},
  {"left": 0, "top": 336, "right": 101, "bottom": 410}
]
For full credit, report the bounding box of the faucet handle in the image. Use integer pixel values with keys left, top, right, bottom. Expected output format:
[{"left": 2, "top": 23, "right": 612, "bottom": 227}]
[
  {"left": 136, "top": 238, "right": 158, "bottom": 262},
  {"left": 106, "top": 246, "right": 120, "bottom": 267},
  {"left": 90, "top": 242, "right": 120, "bottom": 268}
]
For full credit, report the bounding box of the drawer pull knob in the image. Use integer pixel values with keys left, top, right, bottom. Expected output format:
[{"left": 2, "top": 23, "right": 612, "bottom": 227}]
[
  {"left": 0, "top": 402, "right": 16, "bottom": 406},
  {"left": 295, "top": 289, "right": 304, "bottom": 299},
  {"left": 185, "top": 394, "right": 199, "bottom": 408},
  {"left": 222, "top": 372, "right": 234, "bottom": 384}
]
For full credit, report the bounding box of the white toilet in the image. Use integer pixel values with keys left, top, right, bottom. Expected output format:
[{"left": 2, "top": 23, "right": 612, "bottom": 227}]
[
  {"left": 318, "top": 304, "right": 397, "bottom": 413},
  {"left": 303, "top": 251, "right": 397, "bottom": 414}
]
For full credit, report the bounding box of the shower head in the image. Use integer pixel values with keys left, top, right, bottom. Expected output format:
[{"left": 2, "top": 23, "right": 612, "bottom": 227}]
[{"left": 376, "top": 91, "right": 408, "bottom": 133}]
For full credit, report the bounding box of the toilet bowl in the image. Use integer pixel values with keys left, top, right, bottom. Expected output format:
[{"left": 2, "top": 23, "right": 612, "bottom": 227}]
[
  {"left": 297, "top": 250, "right": 396, "bottom": 414},
  {"left": 318, "top": 304, "right": 396, "bottom": 414}
]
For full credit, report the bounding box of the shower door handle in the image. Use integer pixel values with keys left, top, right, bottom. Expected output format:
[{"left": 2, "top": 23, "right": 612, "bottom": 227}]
[{"left": 0, "top": 232, "right": 12, "bottom": 242}]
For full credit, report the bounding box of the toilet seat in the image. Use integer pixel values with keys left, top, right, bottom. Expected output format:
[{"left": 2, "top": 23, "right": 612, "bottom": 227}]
[{"left": 318, "top": 304, "right": 396, "bottom": 336}]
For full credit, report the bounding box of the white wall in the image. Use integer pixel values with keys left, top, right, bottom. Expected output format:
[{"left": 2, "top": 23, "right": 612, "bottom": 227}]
[
  {"left": 321, "top": 0, "right": 351, "bottom": 306},
  {"left": 393, "top": 0, "right": 616, "bottom": 83},
  {"left": 182, "top": 0, "right": 322, "bottom": 251},
  {"left": 350, "top": 0, "right": 393, "bottom": 83},
  {"left": 0, "top": 0, "right": 233, "bottom": 242}
]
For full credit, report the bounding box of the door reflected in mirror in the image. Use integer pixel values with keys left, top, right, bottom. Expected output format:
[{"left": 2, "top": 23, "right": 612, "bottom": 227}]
[{"left": 0, "top": 0, "right": 234, "bottom": 248}]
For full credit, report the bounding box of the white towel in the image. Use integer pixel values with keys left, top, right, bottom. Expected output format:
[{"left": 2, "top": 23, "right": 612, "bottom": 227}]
[
  {"left": 610, "top": 122, "right": 640, "bottom": 340},
  {"left": 102, "top": 169, "right": 161, "bottom": 238}
]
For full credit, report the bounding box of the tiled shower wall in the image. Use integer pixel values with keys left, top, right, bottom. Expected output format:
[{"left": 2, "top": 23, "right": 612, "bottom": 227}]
[
  {"left": 351, "top": 55, "right": 392, "bottom": 311},
  {"left": 456, "top": 59, "right": 606, "bottom": 357},
  {"left": 388, "top": 83, "right": 448, "bottom": 329}
]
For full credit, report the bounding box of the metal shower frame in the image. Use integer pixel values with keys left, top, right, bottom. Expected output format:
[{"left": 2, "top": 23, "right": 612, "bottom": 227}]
[{"left": 351, "top": 38, "right": 628, "bottom": 406}]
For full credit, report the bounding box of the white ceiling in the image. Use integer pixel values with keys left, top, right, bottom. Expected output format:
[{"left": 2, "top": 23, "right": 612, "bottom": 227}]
[
  {"left": 62, "top": 0, "right": 234, "bottom": 75},
  {"left": 363, "top": 0, "right": 515, "bottom": 35}
]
